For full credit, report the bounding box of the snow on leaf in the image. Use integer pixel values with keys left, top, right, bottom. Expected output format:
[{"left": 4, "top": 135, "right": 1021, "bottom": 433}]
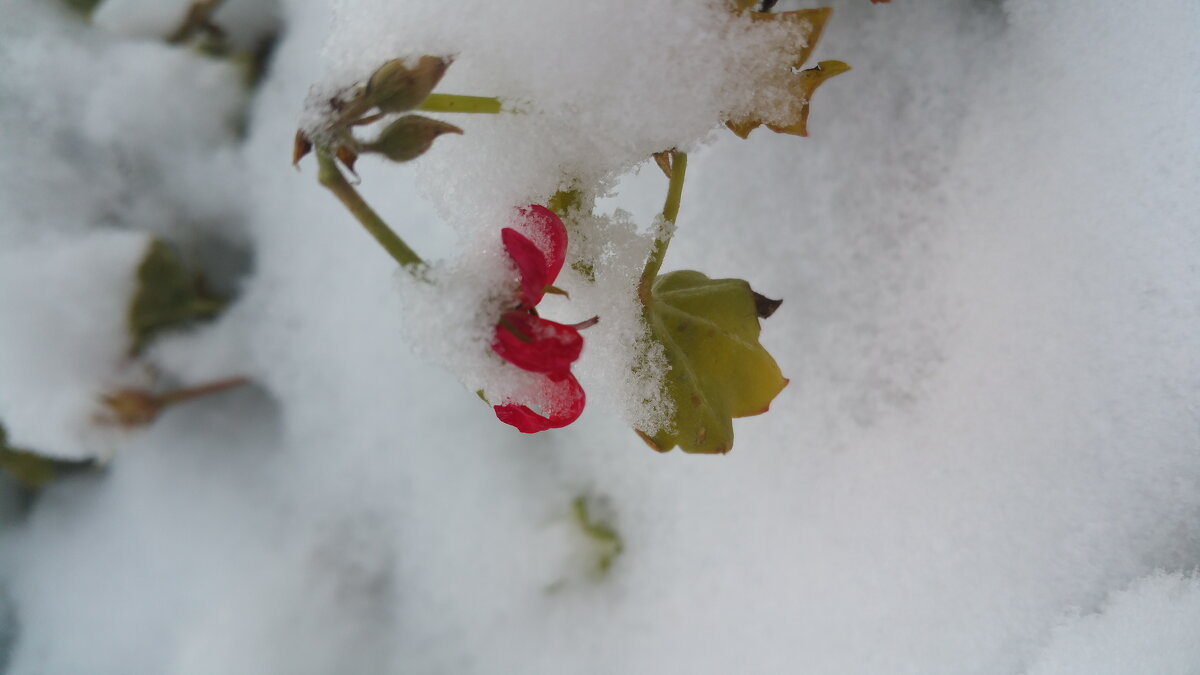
[
  {"left": 0, "top": 422, "right": 90, "bottom": 490},
  {"left": 749, "top": 8, "right": 833, "bottom": 70},
  {"left": 725, "top": 4, "right": 846, "bottom": 140},
  {"left": 638, "top": 270, "right": 787, "bottom": 454},
  {"left": 766, "top": 60, "right": 851, "bottom": 137}
]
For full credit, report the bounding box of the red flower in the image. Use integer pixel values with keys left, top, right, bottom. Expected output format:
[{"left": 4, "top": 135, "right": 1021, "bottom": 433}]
[{"left": 491, "top": 205, "right": 589, "bottom": 433}]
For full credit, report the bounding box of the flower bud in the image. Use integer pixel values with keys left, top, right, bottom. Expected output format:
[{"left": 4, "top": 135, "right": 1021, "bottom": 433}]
[
  {"left": 362, "top": 115, "right": 462, "bottom": 162},
  {"left": 364, "top": 56, "right": 450, "bottom": 113},
  {"left": 101, "top": 390, "right": 162, "bottom": 428}
]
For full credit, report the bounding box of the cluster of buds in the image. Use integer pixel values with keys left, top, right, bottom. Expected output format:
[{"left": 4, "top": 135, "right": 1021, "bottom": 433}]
[{"left": 294, "top": 56, "right": 471, "bottom": 173}]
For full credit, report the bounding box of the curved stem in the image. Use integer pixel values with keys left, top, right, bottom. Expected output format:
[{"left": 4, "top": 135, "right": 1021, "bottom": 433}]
[
  {"left": 159, "top": 376, "right": 251, "bottom": 406},
  {"left": 418, "top": 93, "right": 503, "bottom": 114},
  {"left": 316, "top": 149, "right": 425, "bottom": 274},
  {"left": 638, "top": 151, "right": 687, "bottom": 303}
]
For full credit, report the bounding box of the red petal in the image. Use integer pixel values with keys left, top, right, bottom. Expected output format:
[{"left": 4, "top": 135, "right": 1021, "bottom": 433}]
[
  {"left": 493, "top": 374, "right": 585, "bottom": 433},
  {"left": 493, "top": 312, "right": 583, "bottom": 379},
  {"left": 518, "top": 205, "right": 567, "bottom": 283},
  {"left": 501, "top": 227, "right": 548, "bottom": 307}
]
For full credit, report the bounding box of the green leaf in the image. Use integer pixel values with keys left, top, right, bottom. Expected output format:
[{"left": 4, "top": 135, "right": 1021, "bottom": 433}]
[
  {"left": 60, "top": 0, "right": 105, "bottom": 18},
  {"left": 0, "top": 422, "right": 91, "bottom": 490},
  {"left": 639, "top": 270, "right": 788, "bottom": 454},
  {"left": 128, "top": 239, "right": 225, "bottom": 355}
]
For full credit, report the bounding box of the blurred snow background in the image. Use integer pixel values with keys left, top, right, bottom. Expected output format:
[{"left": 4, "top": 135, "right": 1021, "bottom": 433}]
[{"left": 2, "top": 0, "right": 1200, "bottom": 673}]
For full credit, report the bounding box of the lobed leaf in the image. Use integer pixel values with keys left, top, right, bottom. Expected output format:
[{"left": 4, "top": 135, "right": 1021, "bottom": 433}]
[{"left": 639, "top": 270, "right": 787, "bottom": 454}]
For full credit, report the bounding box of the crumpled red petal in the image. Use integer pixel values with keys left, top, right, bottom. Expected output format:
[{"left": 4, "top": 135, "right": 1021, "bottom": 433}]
[
  {"left": 493, "top": 373, "right": 586, "bottom": 433},
  {"left": 493, "top": 311, "right": 583, "bottom": 380},
  {"left": 501, "top": 227, "right": 548, "bottom": 307}
]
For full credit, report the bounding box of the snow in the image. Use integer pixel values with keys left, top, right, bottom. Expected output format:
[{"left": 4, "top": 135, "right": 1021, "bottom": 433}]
[
  {"left": 0, "top": 230, "right": 152, "bottom": 460},
  {"left": 1025, "top": 572, "right": 1200, "bottom": 675},
  {"left": 3, "top": 0, "right": 1200, "bottom": 673}
]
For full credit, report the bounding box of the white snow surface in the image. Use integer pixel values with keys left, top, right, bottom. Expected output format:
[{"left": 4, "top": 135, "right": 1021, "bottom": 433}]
[
  {"left": 0, "top": 230, "right": 152, "bottom": 460},
  {"left": 3, "top": 0, "right": 1200, "bottom": 673},
  {"left": 1025, "top": 571, "right": 1200, "bottom": 675}
]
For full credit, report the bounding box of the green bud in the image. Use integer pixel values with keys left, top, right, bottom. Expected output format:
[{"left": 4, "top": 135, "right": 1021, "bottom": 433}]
[
  {"left": 362, "top": 115, "right": 462, "bottom": 162},
  {"left": 365, "top": 56, "right": 450, "bottom": 113}
]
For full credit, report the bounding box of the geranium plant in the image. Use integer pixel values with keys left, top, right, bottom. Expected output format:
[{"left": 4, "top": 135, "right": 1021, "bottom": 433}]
[{"left": 291, "top": 1, "right": 855, "bottom": 453}]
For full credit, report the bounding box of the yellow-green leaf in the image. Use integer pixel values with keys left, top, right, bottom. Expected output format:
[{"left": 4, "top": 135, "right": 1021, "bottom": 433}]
[{"left": 639, "top": 270, "right": 787, "bottom": 454}]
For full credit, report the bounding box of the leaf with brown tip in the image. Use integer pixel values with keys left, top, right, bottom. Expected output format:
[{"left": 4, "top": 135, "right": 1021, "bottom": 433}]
[{"left": 638, "top": 271, "right": 788, "bottom": 454}]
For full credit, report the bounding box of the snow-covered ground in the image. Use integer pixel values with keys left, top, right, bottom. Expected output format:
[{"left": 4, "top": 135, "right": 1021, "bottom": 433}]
[{"left": 2, "top": 0, "right": 1200, "bottom": 673}]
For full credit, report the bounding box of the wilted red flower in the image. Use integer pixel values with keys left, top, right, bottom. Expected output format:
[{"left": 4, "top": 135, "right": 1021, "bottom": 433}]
[{"left": 491, "top": 206, "right": 589, "bottom": 433}]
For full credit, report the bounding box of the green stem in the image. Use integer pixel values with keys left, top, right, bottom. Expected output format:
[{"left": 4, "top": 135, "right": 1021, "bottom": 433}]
[
  {"left": 316, "top": 149, "right": 425, "bottom": 273},
  {"left": 638, "top": 151, "right": 687, "bottom": 303},
  {"left": 418, "top": 93, "right": 503, "bottom": 114}
]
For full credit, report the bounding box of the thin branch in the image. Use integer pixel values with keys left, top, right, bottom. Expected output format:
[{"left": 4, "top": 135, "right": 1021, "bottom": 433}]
[{"left": 316, "top": 150, "right": 426, "bottom": 274}]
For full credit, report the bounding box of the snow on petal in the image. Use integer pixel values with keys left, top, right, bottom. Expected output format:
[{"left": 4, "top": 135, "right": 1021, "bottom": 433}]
[
  {"left": 516, "top": 205, "right": 567, "bottom": 283},
  {"left": 501, "top": 227, "right": 550, "bottom": 308},
  {"left": 493, "top": 374, "right": 585, "bottom": 433}
]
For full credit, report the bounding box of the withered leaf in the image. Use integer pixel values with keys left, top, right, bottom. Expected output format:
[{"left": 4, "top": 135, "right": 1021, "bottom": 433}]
[
  {"left": 652, "top": 150, "right": 675, "bottom": 180},
  {"left": 749, "top": 7, "right": 832, "bottom": 70},
  {"left": 727, "top": 60, "right": 850, "bottom": 138}
]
